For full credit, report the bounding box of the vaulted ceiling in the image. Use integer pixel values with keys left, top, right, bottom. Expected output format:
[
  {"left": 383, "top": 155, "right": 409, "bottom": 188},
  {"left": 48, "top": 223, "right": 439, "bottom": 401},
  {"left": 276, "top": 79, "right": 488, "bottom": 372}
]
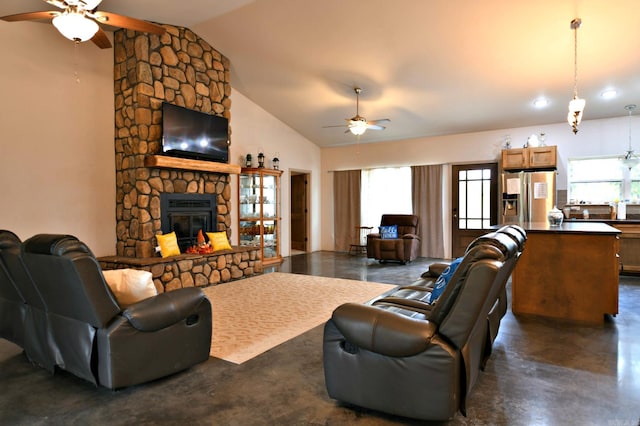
[{"left": 2, "top": 0, "right": 640, "bottom": 147}]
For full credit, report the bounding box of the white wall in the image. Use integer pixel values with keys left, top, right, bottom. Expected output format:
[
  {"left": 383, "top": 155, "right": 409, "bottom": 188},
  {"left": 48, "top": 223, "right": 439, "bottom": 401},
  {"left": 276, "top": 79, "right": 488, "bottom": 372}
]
[
  {"left": 2, "top": 21, "right": 635, "bottom": 258},
  {"left": 228, "top": 90, "right": 322, "bottom": 255},
  {"left": 320, "top": 116, "right": 638, "bottom": 251},
  {"left": 0, "top": 22, "right": 115, "bottom": 256}
]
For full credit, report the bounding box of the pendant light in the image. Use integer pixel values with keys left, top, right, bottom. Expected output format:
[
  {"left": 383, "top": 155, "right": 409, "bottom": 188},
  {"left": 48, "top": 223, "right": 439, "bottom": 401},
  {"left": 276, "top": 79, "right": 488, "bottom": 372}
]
[
  {"left": 622, "top": 104, "right": 639, "bottom": 170},
  {"left": 567, "top": 18, "right": 585, "bottom": 134}
]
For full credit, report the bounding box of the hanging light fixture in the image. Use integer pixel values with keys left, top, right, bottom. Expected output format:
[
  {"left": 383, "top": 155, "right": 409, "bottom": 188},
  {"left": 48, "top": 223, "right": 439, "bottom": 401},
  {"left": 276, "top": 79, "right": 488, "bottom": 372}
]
[
  {"left": 621, "top": 104, "right": 639, "bottom": 170},
  {"left": 349, "top": 118, "right": 368, "bottom": 136},
  {"left": 52, "top": 7, "right": 99, "bottom": 42},
  {"left": 567, "top": 18, "right": 585, "bottom": 134}
]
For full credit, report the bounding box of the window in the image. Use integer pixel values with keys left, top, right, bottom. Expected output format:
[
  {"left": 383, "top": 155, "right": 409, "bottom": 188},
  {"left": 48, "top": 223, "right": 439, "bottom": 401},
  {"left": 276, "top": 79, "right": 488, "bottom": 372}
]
[
  {"left": 567, "top": 157, "right": 640, "bottom": 203},
  {"left": 457, "top": 168, "right": 492, "bottom": 229},
  {"left": 361, "top": 167, "right": 412, "bottom": 227}
]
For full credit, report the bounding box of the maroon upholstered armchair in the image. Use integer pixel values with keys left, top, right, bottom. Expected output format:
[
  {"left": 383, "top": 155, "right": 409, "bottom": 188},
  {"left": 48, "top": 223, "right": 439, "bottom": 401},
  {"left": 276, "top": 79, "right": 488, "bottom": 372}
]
[{"left": 366, "top": 214, "right": 420, "bottom": 264}]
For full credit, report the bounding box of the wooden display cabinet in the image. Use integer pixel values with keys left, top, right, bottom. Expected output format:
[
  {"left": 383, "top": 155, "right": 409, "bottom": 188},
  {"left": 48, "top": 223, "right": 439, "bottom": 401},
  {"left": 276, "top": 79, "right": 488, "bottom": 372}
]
[
  {"left": 238, "top": 167, "right": 283, "bottom": 265},
  {"left": 502, "top": 146, "right": 557, "bottom": 170}
]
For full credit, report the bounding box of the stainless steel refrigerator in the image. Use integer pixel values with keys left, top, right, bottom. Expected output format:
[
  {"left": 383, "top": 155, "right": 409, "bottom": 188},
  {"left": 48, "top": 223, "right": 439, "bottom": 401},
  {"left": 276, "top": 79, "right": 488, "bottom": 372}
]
[{"left": 501, "top": 170, "right": 556, "bottom": 224}]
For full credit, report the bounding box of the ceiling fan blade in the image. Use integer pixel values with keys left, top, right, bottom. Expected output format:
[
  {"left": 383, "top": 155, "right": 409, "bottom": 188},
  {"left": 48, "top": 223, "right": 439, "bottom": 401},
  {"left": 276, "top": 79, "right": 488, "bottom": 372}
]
[
  {"left": 44, "top": 0, "right": 68, "bottom": 9},
  {"left": 0, "top": 11, "right": 58, "bottom": 22},
  {"left": 366, "top": 124, "right": 386, "bottom": 131},
  {"left": 81, "top": 0, "right": 104, "bottom": 10},
  {"left": 91, "top": 27, "right": 112, "bottom": 49},
  {"left": 92, "top": 11, "right": 165, "bottom": 35},
  {"left": 322, "top": 124, "right": 348, "bottom": 128},
  {"left": 368, "top": 118, "right": 390, "bottom": 125}
]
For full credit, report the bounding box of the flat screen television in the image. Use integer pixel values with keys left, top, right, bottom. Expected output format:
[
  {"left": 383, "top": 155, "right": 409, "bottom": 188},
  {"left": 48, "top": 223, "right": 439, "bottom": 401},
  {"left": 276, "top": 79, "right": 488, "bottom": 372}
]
[{"left": 161, "top": 103, "right": 229, "bottom": 163}]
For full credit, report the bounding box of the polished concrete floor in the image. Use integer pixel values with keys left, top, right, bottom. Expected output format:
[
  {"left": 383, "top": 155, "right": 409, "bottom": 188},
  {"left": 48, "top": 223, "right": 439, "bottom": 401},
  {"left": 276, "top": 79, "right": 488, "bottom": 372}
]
[{"left": 1, "top": 251, "right": 640, "bottom": 425}]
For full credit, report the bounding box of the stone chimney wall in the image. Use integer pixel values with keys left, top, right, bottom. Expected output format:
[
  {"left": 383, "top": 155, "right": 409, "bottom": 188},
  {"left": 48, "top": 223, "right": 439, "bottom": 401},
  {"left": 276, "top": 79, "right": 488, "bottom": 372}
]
[{"left": 113, "top": 25, "right": 232, "bottom": 257}]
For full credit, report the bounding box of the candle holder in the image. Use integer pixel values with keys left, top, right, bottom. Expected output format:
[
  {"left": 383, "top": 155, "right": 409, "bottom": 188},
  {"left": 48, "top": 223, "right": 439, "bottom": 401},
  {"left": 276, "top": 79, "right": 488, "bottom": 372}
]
[
  {"left": 257, "top": 152, "right": 265, "bottom": 168},
  {"left": 245, "top": 153, "right": 252, "bottom": 168},
  {"left": 272, "top": 156, "right": 280, "bottom": 170}
]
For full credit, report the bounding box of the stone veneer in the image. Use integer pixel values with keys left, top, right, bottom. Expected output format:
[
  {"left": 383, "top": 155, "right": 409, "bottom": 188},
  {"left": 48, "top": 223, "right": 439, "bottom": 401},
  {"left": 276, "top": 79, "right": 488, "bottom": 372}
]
[
  {"left": 99, "top": 246, "right": 263, "bottom": 293},
  {"left": 113, "top": 24, "right": 232, "bottom": 258}
]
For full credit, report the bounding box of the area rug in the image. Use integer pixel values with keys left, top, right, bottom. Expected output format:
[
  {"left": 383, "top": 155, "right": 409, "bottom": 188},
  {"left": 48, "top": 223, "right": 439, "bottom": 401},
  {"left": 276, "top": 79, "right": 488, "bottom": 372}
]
[{"left": 201, "top": 272, "right": 396, "bottom": 364}]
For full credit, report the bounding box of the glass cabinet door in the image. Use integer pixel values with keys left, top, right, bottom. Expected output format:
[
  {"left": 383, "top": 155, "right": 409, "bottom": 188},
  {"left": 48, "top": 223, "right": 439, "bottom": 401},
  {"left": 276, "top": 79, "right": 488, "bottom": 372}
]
[
  {"left": 261, "top": 174, "right": 277, "bottom": 219},
  {"left": 238, "top": 168, "right": 282, "bottom": 265},
  {"left": 239, "top": 174, "right": 260, "bottom": 220},
  {"left": 262, "top": 220, "right": 277, "bottom": 260},
  {"left": 239, "top": 220, "right": 260, "bottom": 247}
]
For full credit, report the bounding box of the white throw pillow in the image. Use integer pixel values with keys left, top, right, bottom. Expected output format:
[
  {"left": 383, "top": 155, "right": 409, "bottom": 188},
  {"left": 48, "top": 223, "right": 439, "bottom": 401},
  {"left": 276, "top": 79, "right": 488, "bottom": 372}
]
[{"left": 102, "top": 268, "right": 157, "bottom": 307}]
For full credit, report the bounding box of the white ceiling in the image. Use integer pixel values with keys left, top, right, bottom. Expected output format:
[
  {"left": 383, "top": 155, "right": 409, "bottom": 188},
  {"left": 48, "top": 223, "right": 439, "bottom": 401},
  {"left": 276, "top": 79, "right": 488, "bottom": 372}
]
[{"left": 2, "top": 0, "right": 640, "bottom": 147}]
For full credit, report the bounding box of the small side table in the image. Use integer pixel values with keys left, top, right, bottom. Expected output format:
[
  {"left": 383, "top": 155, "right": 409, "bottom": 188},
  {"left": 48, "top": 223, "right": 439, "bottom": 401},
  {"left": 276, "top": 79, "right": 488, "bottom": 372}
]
[{"left": 349, "top": 226, "right": 373, "bottom": 255}]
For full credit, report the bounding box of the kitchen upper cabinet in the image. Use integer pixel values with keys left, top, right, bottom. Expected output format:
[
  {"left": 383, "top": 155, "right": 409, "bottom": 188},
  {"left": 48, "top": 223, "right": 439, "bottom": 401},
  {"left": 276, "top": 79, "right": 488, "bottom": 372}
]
[{"left": 502, "top": 146, "right": 557, "bottom": 170}]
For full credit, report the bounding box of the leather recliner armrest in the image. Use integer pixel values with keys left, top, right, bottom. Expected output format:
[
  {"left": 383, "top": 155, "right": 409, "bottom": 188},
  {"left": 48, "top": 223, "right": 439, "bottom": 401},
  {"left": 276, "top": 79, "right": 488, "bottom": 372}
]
[
  {"left": 330, "top": 303, "right": 437, "bottom": 357},
  {"left": 402, "top": 233, "right": 420, "bottom": 240},
  {"left": 122, "top": 287, "right": 208, "bottom": 332}
]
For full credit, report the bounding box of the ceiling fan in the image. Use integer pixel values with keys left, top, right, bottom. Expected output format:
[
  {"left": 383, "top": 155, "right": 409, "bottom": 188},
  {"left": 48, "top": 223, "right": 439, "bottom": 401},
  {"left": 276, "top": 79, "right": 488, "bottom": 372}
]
[
  {"left": 324, "top": 87, "right": 390, "bottom": 136},
  {"left": 0, "top": 0, "right": 166, "bottom": 49}
]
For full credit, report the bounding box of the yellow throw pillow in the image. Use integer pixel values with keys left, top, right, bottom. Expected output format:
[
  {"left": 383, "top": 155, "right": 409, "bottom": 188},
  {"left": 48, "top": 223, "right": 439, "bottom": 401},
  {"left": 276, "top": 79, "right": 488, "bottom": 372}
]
[
  {"left": 156, "top": 232, "right": 180, "bottom": 258},
  {"left": 206, "top": 231, "right": 232, "bottom": 251}
]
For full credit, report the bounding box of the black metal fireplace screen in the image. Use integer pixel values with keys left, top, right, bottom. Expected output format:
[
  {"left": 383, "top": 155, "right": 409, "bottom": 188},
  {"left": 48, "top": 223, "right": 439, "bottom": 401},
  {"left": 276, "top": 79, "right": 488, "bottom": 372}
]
[{"left": 160, "top": 193, "right": 217, "bottom": 251}]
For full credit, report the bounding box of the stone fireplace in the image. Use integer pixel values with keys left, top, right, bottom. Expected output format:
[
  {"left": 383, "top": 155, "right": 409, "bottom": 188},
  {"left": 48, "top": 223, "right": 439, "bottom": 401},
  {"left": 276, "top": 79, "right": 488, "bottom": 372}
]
[
  {"left": 102, "top": 24, "right": 262, "bottom": 292},
  {"left": 113, "top": 24, "right": 232, "bottom": 258}
]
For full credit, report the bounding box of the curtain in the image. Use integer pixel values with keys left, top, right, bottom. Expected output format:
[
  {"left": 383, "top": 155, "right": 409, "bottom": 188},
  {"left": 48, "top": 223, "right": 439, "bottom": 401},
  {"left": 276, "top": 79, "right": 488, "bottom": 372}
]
[
  {"left": 411, "top": 164, "right": 445, "bottom": 258},
  {"left": 333, "top": 170, "right": 361, "bottom": 252}
]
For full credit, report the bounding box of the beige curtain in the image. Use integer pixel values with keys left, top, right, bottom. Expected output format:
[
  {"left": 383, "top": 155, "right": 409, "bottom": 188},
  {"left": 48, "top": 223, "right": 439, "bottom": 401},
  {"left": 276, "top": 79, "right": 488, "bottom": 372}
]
[
  {"left": 411, "top": 165, "right": 445, "bottom": 258},
  {"left": 333, "top": 170, "right": 361, "bottom": 252}
]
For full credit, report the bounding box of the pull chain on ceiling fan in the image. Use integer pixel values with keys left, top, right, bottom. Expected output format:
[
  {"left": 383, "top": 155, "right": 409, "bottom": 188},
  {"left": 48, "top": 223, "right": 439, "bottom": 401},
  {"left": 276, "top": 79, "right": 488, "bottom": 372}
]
[
  {"left": 0, "top": 0, "right": 166, "bottom": 49},
  {"left": 323, "top": 87, "right": 390, "bottom": 136}
]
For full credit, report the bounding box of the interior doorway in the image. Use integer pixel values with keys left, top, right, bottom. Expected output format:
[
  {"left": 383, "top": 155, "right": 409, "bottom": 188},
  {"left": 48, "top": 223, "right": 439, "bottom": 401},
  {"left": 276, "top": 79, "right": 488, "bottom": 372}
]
[
  {"left": 451, "top": 162, "right": 499, "bottom": 257},
  {"left": 290, "top": 171, "right": 310, "bottom": 253}
]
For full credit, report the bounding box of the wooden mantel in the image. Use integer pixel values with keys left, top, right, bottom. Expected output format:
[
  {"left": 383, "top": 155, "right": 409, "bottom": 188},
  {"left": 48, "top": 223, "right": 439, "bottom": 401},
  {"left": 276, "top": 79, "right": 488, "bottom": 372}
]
[{"left": 144, "top": 155, "right": 241, "bottom": 174}]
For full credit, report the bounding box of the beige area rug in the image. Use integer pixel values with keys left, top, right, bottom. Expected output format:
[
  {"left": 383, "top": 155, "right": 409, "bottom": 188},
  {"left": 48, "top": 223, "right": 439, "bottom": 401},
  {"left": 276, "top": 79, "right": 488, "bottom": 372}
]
[{"left": 201, "top": 272, "right": 396, "bottom": 364}]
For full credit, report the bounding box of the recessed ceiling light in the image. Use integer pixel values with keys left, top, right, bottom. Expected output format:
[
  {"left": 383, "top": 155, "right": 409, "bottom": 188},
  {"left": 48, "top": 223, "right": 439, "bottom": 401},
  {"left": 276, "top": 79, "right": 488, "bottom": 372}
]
[
  {"left": 533, "top": 98, "right": 549, "bottom": 108},
  {"left": 601, "top": 89, "right": 618, "bottom": 99}
]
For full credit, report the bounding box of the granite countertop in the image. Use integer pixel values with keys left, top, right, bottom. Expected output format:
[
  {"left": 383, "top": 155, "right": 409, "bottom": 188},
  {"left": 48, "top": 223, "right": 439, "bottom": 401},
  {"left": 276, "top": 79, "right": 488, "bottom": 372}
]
[
  {"left": 565, "top": 218, "right": 640, "bottom": 224},
  {"left": 509, "top": 221, "right": 621, "bottom": 235}
]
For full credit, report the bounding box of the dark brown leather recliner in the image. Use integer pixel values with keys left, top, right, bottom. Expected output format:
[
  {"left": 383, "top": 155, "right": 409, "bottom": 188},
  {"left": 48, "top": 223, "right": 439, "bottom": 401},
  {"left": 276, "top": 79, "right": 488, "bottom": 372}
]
[
  {"left": 10, "top": 233, "right": 212, "bottom": 389},
  {"left": 366, "top": 214, "right": 420, "bottom": 264},
  {"left": 0, "top": 231, "right": 27, "bottom": 347},
  {"left": 381, "top": 225, "right": 526, "bottom": 369},
  {"left": 323, "top": 230, "right": 521, "bottom": 421},
  {"left": 0, "top": 230, "right": 54, "bottom": 371}
]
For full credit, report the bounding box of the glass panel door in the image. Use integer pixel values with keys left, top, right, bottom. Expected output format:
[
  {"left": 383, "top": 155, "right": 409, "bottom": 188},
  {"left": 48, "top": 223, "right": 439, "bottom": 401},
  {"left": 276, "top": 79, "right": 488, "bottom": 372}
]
[{"left": 451, "top": 162, "right": 499, "bottom": 257}]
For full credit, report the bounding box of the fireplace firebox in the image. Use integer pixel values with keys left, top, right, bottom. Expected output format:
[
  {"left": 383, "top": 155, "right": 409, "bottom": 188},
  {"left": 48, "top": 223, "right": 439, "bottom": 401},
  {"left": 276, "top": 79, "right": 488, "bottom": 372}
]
[{"left": 160, "top": 193, "right": 217, "bottom": 251}]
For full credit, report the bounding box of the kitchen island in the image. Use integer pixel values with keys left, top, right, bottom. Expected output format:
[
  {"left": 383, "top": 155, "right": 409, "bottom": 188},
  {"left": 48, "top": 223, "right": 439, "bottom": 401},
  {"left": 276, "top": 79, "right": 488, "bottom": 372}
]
[{"left": 511, "top": 221, "right": 620, "bottom": 324}]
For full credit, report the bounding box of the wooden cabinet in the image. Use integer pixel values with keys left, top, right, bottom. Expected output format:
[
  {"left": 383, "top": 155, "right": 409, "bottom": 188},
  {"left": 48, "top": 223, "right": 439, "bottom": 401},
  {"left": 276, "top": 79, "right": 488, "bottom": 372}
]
[
  {"left": 511, "top": 222, "right": 619, "bottom": 324},
  {"left": 238, "top": 168, "right": 283, "bottom": 265},
  {"left": 612, "top": 223, "right": 640, "bottom": 274},
  {"left": 502, "top": 146, "right": 557, "bottom": 170}
]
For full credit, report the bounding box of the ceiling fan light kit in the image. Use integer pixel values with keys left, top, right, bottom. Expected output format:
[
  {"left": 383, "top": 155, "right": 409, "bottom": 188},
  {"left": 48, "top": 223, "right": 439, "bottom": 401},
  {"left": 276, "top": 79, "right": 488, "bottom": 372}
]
[
  {"left": 52, "top": 10, "right": 98, "bottom": 42},
  {"left": 349, "top": 118, "right": 368, "bottom": 136}
]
